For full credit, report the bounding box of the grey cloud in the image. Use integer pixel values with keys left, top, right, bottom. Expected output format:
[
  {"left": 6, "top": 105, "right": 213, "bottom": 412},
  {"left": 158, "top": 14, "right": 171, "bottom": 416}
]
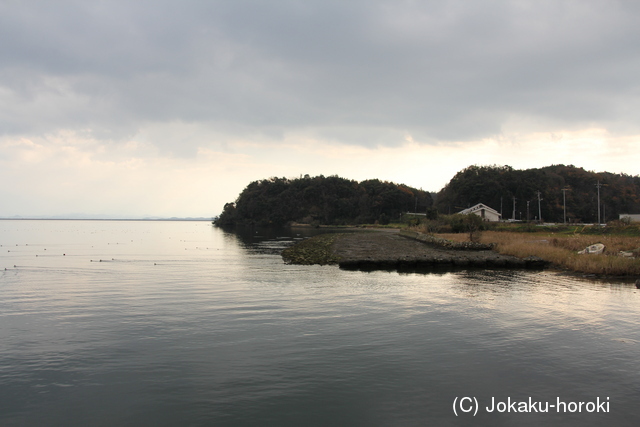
[{"left": 2, "top": 0, "right": 640, "bottom": 150}]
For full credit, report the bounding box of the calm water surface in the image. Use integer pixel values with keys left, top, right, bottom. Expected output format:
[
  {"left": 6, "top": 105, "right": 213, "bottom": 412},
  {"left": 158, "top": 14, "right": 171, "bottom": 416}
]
[{"left": 1, "top": 220, "right": 639, "bottom": 426}]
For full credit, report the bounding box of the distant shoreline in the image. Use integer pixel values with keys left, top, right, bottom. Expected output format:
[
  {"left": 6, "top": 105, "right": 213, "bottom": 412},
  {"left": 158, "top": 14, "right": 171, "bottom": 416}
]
[{"left": 0, "top": 218, "right": 212, "bottom": 222}]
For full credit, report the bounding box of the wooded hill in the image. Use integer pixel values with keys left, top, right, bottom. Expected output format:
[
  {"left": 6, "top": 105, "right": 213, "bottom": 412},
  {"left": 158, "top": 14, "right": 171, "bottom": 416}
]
[
  {"left": 215, "top": 175, "right": 433, "bottom": 226},
  {"left": 435, "top": 165, "right": 640, "bottom": 223}
]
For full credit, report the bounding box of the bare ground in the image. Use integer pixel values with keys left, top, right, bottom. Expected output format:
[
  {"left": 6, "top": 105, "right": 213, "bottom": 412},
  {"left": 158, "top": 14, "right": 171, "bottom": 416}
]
[{"left": 333, "top": 231, "right": 536, "bottom": 269}]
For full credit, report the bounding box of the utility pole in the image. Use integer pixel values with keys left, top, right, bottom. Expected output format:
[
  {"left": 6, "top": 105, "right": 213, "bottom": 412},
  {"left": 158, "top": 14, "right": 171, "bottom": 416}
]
[
  {"left": 512, "top": 197, "right": 516, "bottom": 221},
  {"left": 526, "top": 200, "right": 530, "bottom": 222},
  {"left": 536, "top": 191, "right": 543, "bottom": 223},
  {"left": 561, "top": 187, "right": 568, "bottom": 225},
  {"left": 596, "top": 181, "right": 601, "bottom": 224}
]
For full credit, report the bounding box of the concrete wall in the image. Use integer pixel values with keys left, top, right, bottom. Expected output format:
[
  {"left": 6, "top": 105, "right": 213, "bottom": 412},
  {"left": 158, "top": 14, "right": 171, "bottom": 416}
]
[{"left": 472, "top": 209, "right": 501, "bottom": 222}]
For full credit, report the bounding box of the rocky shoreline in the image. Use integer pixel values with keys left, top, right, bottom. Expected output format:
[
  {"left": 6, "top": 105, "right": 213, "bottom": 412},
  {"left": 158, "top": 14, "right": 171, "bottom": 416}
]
[{"left": 282, "top": 230, "right": 548, "bottom": 271}]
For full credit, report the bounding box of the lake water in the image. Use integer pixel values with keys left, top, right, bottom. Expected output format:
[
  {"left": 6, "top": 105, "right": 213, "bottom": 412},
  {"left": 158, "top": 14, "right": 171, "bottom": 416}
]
[{"left": 1, "top": 220, "right": 639, "bottom": 426}]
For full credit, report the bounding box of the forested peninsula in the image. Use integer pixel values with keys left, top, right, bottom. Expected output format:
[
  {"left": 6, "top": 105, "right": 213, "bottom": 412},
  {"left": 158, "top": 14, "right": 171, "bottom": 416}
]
[
  {"left": 215, "top": 165, "right": 640, "bottom": 227},
  {"left": 215, "top": 175, "right": 433, "bottom": 226}
]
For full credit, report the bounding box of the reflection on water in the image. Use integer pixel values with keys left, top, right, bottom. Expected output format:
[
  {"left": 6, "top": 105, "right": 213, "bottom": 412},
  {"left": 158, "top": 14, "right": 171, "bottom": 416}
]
[
  {"left": 221, "top": 224, "right": 354, "bottom": 255},
  {"left": 1, "top": 221, "right": 639, "bottom": 426}
]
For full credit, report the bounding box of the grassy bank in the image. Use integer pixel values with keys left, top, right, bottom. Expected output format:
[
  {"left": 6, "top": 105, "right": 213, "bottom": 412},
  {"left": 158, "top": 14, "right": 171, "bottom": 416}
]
[{"left": 434, "top": 230, "right": 640, "bottom": 276}]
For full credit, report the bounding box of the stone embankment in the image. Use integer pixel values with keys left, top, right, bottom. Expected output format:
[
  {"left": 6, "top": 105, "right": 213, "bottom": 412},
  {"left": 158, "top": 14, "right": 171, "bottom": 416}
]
[
  {"left": 283, "top": 230, "right": 548, "bottom": 271},
  {"left": 398, "top": 229, "right": 496, "bottom": 250}
]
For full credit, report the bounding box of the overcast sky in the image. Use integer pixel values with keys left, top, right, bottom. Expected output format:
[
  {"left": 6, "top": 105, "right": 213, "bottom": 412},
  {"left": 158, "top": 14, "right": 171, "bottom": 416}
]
[{"left": 2, "top": 0, "right": 639, "bottom": 218}]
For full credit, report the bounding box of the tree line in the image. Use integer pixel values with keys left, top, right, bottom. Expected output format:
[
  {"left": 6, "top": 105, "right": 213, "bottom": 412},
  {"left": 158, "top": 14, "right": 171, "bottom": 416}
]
[
  {"left": 435, "top": 164, "right": 640, "bottom": 223},
  {"left": 215, "top": 175, "right": 433, "bottom": 226}
]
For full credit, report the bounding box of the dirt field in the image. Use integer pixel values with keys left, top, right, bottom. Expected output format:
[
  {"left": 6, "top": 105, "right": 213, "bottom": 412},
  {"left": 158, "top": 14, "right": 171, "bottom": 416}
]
[{"left": 331, "top": 231, "right": 537, "bottom": 269}]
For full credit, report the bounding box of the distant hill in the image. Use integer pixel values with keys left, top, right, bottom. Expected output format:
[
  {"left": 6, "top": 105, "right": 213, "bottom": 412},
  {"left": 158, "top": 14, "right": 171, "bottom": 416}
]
[
  {"left": 435, "top": 165, "right": 640, "bottom": 223},
  {"left": 215, "top": 175, "right": 433, "bottom": 226}
]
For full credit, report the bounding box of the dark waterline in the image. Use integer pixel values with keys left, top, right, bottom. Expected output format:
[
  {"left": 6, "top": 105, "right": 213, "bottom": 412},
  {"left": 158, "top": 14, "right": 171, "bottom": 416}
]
[{"left": 1, "top": 220, "right": 639, "bottom": 426}]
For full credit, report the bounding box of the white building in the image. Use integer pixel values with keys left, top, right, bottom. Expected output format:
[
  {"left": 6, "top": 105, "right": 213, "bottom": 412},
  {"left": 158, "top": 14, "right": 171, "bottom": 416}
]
[{"left": 458, "top": 203, "right": 501, "bottom": 222}]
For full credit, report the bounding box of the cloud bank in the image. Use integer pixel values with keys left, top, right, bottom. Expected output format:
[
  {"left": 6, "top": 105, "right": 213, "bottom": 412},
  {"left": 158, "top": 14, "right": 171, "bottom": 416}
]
[{"left": 1, "top": 1, "right": 639, "bottom": 216}]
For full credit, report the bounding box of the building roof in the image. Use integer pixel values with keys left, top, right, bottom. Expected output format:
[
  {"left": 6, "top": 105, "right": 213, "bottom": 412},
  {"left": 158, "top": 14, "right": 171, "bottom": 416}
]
[{"left": 458, "top": 203, "right": 501, "bottom": 216}]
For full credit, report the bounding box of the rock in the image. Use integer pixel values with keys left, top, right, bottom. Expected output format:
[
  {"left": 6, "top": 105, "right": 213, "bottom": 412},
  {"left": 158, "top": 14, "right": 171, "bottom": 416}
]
[
  {"left": 399, "top": 229, "right": 495, "bottom": 250},
  {"left": 491, "top": 258, "right": 507, "bottom": 267},
  {"left": 578, "top": 243, "right": 605, "bottom": 255},
  {"left": 523, "top": 256, "right": 549, "bottom": 269},
  {"left": 453, "top": 258, "right": 470, "bottom": 266}
]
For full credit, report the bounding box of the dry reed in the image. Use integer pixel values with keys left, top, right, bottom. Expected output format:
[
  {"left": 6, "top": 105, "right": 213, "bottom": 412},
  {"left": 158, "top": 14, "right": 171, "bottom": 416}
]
[{"left": 434, "top": 230, "right": 640, "bottom": 276}]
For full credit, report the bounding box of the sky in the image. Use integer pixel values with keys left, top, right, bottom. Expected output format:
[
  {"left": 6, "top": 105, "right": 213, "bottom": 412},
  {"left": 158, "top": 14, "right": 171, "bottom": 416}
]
[{"left": 1, "top": 0, "right": 639, "bottom": 218}]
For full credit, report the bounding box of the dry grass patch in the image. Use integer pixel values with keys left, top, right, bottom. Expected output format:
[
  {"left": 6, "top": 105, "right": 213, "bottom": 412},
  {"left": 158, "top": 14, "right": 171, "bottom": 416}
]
[{"left": 434, "top": 231, "right": 640, "bottom": 276}]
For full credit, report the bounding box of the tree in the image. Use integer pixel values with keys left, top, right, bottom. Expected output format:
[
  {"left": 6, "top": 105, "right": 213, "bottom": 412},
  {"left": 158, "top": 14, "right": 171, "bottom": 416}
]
[
  {"left": 465, "top": 213, "right": 484, "bottom": 242},
  {"left": 214, "top": 175, "right": 434, "bottom": 226}
]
